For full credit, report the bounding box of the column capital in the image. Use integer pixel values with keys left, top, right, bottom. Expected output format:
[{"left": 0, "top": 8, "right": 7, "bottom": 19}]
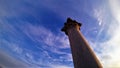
[{"left": 61, "top": 18, "right": 82, "bottom": 35}]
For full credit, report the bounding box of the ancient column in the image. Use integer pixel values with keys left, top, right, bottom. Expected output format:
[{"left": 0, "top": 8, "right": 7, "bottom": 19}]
[{"left": 61, "top": 18, "right": 102, "bottom": 68}]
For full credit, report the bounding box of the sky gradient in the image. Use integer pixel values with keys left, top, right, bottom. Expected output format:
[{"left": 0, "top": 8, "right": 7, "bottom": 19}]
[{"left": 0, "top": 0, "right": 120, "bottom": 68}]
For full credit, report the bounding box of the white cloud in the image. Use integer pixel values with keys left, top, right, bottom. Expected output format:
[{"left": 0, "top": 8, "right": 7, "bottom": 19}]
[
  {"left": 1, "top": 39, "right": 51, "bottom": 67},
  {"left": 60, "top": 54, "right": 73, "bottom": 62},
  {"left": 109, "top": 0, "right": 120, "bottom": 23},
  {"left": 94, "top": 8, "right": 103, "bottom": 26},
  {"left": 1, "top": 39, "right": 23, "bottom": 55},
  {"left": 1, "top": 19, "right": 72, "bottom": 67},
  {"left": 18, "top": 23, "right": 74, "bottom": 66},
  {"left": 21, "top": 23, "right": 70, "bottom": 49},
  {"left": 101, "top": 0, "right": 120, "bottom": 67},
  {"left": 92, "top": 0, "right": 120, "bottom": 68},
  {"left": 50, "top": 64, "right": 73, "bottom": 68},
  {"left": 0, "top": 50, "right": 29, "bottom": 68}
]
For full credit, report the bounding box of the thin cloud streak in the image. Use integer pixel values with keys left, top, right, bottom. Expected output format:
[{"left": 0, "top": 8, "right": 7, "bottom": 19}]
[
  {"left": 1, "top": 21, "right": 73, "bottom": 67},
  {"left": 1, "top": 0, "right": 116, "bottom": 68},
  {"left": 0, "top": 50, "right": 29, "bottom": 68},
  {"left": 103, "top": 0, "right": 120, "bottom": 67},
  {"left": 93, "top": 0, "right": 120, "bottom": 67},
  {"left": 21, "top": 23, "right": 70, "bottom": 49},
  {"left": 20, "top": 23, "right": 73, "bottom": 60}
]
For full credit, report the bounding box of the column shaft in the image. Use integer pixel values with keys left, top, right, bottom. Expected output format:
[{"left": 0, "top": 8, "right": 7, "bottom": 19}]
[{"left": 67, "top": 27, "right": 102, "bottom": 68}]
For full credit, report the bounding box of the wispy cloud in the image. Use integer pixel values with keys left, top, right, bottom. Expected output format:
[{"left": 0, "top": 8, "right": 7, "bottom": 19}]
[
  {"left": 0, "top": 21, "right": 73, "bottom": 67},
  {"left": 20, "top": 23, "right": 70, "bottom": 49},
  {"left": 50, "top": 64, "right": 73, "bottom": 68},
  {"left": 20, "top": 22, "right": 73, "bottom": 62},
  {"left": 92, "top": 0, "right": 120, "bottom": 67},
  {"left": 0, "top": 50, "right": 29, "bottom": 68},
  {"left": 2, "top": 0, "right": 116, "bottom": 68},
  {"left": 93, "top": 8, "right": 104, "bottom": 26},
  {"left": 102, "top": 0, "right": 120, "bottom": 67}
]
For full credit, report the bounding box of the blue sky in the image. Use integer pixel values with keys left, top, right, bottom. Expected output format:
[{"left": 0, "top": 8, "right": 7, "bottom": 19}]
[{"left": 0, "top": 0, "right": 120, "bottom": 68}]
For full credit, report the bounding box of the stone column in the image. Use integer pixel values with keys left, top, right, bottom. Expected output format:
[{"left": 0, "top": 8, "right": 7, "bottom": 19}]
[{"left": 61, "top": 18, "right": 102, "bottom": 68}]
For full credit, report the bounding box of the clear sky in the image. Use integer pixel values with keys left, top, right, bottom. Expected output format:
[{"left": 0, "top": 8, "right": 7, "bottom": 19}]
[{"left": 0, "top": 0, "right": 120, "bottom": 68}]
